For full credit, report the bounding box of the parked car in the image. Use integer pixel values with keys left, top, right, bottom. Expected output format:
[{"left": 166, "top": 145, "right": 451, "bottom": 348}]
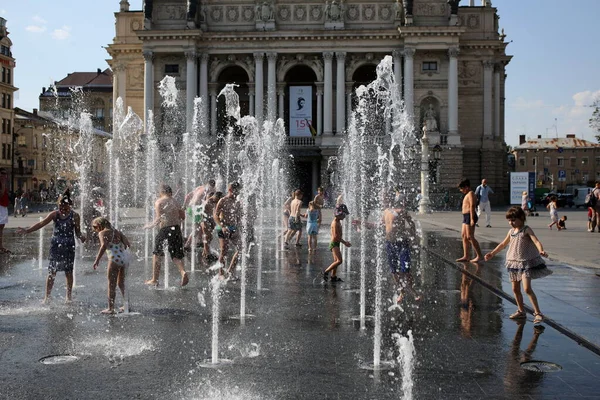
[{"left": 540, "top": 192, "right": 574, "bottom": 208}]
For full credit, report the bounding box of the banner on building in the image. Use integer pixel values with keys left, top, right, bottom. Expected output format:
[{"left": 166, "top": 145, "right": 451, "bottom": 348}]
[
  {"left": 289, "top": 86, "right": 314, "bottom": 137},
  {"left": 510, "top": 172, "right": 536, "bottom": 204}
]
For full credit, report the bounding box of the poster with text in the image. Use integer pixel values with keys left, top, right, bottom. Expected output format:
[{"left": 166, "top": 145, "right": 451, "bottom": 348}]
[
  {"left": 289, "top": 86, "right": 314, "bottom": 137},
  {"left": 510, "top": 172, "right": 530, "bottom": 204}
]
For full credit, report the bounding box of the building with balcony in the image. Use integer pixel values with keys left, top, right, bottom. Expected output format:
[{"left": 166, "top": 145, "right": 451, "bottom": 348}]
[
  {"left": 107, "top": 0, "right": 512, "bottom": 201},
  {"left": 0, "top": 17, "right": 18, "bottom": 179},
  {"left": 512, "top": 134, "right": 600, "bottom": 191},
  {"left": 39, "top": 68, "right": 114, "bottom": 133}
]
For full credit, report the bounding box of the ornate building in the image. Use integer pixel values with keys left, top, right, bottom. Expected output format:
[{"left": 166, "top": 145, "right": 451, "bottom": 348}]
[
  {"left": 107, "top": 0, "right": 511, "bottom": 202},
  {"left": 0, "top": 17, "right": 18, "bottom": 187}
]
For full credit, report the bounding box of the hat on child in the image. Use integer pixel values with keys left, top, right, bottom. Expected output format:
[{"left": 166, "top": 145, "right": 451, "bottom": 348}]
[{"left": 335, "top": 203, "right": 350, "bottom": 217}]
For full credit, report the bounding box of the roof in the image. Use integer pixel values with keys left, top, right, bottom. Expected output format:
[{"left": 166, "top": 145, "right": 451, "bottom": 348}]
[
  {"left": 54, "top": 69, "right": 113, "bottom": 87},
  {"left": 14, "top": 108, "right": 112, "bottom": 139},
  {"left": 514, "top": 137, "right": 600, "bottom": 150}
]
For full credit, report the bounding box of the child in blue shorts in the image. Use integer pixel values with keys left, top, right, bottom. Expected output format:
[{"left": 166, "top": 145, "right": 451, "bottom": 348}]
[{"left": 306, "top": 201, "right": 320, "bottom": 252}]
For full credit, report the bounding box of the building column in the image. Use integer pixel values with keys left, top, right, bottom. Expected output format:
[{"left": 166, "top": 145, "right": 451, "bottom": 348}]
[
  {"left": 185, "top": 50, "right": 197, "bottom": 133},
  {"left": 267, "top": 52, "right": 277, "bottom": 122},
  {"left": 209, "top": 83, "right": 218, "bottom": 135},
  {"left": 316, "top": 83, "right": 323, "bottom": 136},
  {"left": 199, "top": 53, "right": 209, "bottom": 133},
  {"left": 143, "top": 50, "right": 155, "bottom": 128},
  {"left": 494, "top": 64, "right": 501, "bottom": 138},
  {"left": 403, "top": 47, "right": 416, "bottom": 119},
  {"left": 483, "top": 60, "right": 494, "bottom": 138},
  {"left": 392, "top": 49, "right": 403, "bottom": 97},
  {"left": 346, "top": 82, "right": 353, "bottom": 123},
  {"left": 277, "top": 83, "right": 285, "bottom": 120},
  {"left": 248, "top": 83, "right": 255, "bottom": 117},
  {"left": 112, "top": 63, "right": 120, "bottom": 110},
  {"left": 335, "top": 52, "right": 346, "bottom": 134},
  {"left": 448, "top": 47, "right": 459, "bottom": 135},
  {"left": 254, "top": 52, "right": 265, "bottom": 125},
  {"left": 114, "top": 63, "right": 127, "bottom": 106},
  {"left": 323, "top": 52, "right": 334, "bottom": 135}
]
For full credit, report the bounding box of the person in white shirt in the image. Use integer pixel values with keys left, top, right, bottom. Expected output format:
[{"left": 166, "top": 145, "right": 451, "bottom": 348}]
[{"left": 475, "top": 179, "right": 494, "bottom": 227}]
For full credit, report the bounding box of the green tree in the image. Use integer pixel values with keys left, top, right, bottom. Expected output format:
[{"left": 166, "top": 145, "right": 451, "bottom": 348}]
[{"left": 590, "top": 97, "right": 600, "bottom": 142}]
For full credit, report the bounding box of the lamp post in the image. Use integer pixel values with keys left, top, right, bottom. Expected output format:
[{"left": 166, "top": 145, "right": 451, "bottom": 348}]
[
  {"left": 419, "top": 124, "right": 431, "bottom": 214},
  {"left": 432, "top": 144, "right": 442, "bottom": 184}
]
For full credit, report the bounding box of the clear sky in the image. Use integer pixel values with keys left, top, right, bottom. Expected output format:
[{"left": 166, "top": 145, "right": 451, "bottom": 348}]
[{"left": 1, "top": 0, "right": 599, "bottom": 146}]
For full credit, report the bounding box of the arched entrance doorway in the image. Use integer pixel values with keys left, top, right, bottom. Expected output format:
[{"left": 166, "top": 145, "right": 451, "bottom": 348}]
[{"left": 216, "top": 66, "right": 250, "bottom": 134}]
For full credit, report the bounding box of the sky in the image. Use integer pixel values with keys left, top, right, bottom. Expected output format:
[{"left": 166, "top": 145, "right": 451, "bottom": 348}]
[{"left": 1, "top": 0, "right": 599, "bottom": 146}]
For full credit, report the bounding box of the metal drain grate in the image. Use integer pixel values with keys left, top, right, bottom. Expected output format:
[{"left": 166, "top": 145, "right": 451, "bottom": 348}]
[
  {"left": 520, "top": 360, "right": 562, "bottom": 372},
  {"left": 39, "top": 355, "right": 79, "bottom": 365}
]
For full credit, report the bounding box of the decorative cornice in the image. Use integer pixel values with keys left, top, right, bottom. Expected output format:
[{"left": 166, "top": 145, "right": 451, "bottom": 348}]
[{"left": 398, "top": 26, "right": 466, "bottom": 37}]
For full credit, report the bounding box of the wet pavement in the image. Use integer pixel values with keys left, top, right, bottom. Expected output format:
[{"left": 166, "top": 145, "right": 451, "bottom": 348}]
[{"left": 1, "top": 214, "right": 599, "bottom": 399}]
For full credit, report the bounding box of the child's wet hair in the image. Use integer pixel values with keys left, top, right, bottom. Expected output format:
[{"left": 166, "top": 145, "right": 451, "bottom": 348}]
[
  {"left": 505, "top": 206, "right": 526, "bottom": 222},
  {"left": 58, "top": 189, "right": 73, "bottom": 206},
  {"left": 308, "top": 201, "right": 315, "bottom": 208},
  {"left": 92, "top": 217, "right": 113, "bottom": 230}
]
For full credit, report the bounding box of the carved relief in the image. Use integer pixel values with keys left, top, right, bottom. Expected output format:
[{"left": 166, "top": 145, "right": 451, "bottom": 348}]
[
  {"left": 310, "top": 5, "right": 323, "bottom": 21},
  {"left": 294, "top": 5, "right": 307, "bottom": 21},
  {"left": 226, "top": 6, "right": 239, "bottom": 22},
  {"left": 414, "top": 3, "right": 445, "bottom": 16},
  {"left": 157, "top": 5, "right": 186, "bottom": 20},
  {"left": 458, "top": 61, "right": 481, "bottom": 86},
  {"left": 279, "top": 5, "right": 291, "bottom": 21},
  {"left": 131, "top": 18, "right": 142, "bottom": 31},
  {"left": 362, "top": 4, "right": 375, "bottom": 20},
  {"left": 379, "top": 4, "right": 392, "bottom": 21},
  {"left": 242, "top": 5, "right": 254, "bottom": 22},
  {"left": 210, "top": 7, "right": 223, "bottom": 22},
  {"left": 128, "top": 65, "right": 144, "bottom": 89},
  {"left": 459, "top": 14, "right": 480, "bottom": 29},
  {"left": 347, "top": 4, "right": 359, "bottom": 21}
]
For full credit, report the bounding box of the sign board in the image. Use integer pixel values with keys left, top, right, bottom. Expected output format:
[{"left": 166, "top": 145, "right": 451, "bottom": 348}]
[
  {"left": 289, "top": 86, "right": 314, "bottom": 137},
  {"left": 558, "top": 170, "right": 566, "bottom": 182},
  {"left": 510, "top": 172, "right": 531, "bottom": 204}
]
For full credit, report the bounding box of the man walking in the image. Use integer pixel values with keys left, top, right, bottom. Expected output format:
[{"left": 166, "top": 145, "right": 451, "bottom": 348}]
[
  {"left": 475, "top": 178, "right": 494, "bottom": 227},
  {"left": 0, "top": 169, "right": 10, "bottom": 254},
  {"left": 590, "top": 181, "right": 600, "bottom": 232}
]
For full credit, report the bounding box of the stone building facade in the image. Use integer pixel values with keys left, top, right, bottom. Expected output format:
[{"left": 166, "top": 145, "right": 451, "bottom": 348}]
[
  {"left": 107, "top": 0, "right": 511, "bottom": 202},
  {"left": 513, "top": 135, "right": 600, "bottom": 191},
  {"left": 0, "top": 17, "right": 18, "bottom": 186}
]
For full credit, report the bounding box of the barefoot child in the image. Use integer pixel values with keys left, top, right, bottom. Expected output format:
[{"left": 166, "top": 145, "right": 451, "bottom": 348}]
[
  {"left": 201, "top": 191, "right": 223, "bottom": 261},
  {"left": 456, "top": 179, "right": 483, "bottom": 262},
  {"left": 17, "top": 190, "right": 86, "bottom": 303},
  {"left": 91, "top": 217, "right": 131, "bottom": 314},
  {"left": 484, "top": 206, "right": 551, "bottom": 324},
  {"left": 306, "top": 201, "right": 320, "bottom": 252},
  {"left": 546, "top": 196, "right": 559, "bottom": 230},
  {"left": 323, "top": 204, "right": 351, "bottom": 282},
  {"left": 557, "top": 215, "right": 567, "bottom": 230},
  {"left": 285, "top": 190, "right": 305, "bottom": 247}
]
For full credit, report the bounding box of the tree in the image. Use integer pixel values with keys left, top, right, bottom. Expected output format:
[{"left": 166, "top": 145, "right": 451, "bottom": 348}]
[{"left": 590, "top": 97, "right": 600, "bottom": 142}]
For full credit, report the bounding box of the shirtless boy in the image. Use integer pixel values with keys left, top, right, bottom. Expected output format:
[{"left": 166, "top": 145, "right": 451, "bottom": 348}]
[
  {"left": 184, "top": 179, "right": 216, "bottom": 248},
  {"left": 323, "top": 204, "right": 351, "bottom": 282},
  {"left": 383, "top": 193, "right": 420, "bottom": 303},
  {"left": 144, "top": 184, "right": 189, "bottom": 286},
  {"left": 201, "top": 191, "right": 223, "bottom": 260},
  {"left": 285, "top": 189, "right": 305, "bottom": 247},
  {"left": 457, "top": 179, "right": 483, "bottom": 262},
  {"left": 214, "top": 182, "right": 242, "bottom": 277},
  {"left": 314, "top": 186, "right": 325, "bottom": 225}
]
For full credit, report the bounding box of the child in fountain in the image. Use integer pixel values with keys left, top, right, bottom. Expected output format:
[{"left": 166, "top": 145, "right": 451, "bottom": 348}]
[
  {"left": 201, "top": 191, "right": 223, "bottom": 261},
  {"left": 91, "top": 217, "right": 131, "bottom": 314},
  {"left": 144, "top": 184, "right": 189, "bottom": 287},
  {"left": 383, "top": 192, "right": 420, "bottom": 303},
  {"left": 285, "top": 189, "right": 305, "bottom": 247},
  {"left": 323, "top": 204, "right": 351, "bottom": 282},
  {"left": 282, "top": 190, "right": 294, "bottom": 238},
  {"left": 214, "top": 182, "right": 242, "bottom": 278},
  {"left": 484, "top": 206, "right": 551, "bottom": 324},
  {"left": 17, "top": 189, "right": 86, "bottom": 303},
  {"left": 306, "top": 201, "right": 320, "bottom": 252}
]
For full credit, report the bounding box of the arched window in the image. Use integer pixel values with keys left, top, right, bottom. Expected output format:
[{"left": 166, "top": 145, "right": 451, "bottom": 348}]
[{"left": 33, "top": 135, "right": 38, "bottom": 149}]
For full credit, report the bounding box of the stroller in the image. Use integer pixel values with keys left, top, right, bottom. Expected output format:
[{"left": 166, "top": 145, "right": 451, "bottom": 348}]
[{"left": 526, "top": 200, "right": 539, "bottom": 217}]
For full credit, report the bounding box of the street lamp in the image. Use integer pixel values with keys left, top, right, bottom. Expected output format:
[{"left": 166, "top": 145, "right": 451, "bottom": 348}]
[{"left": 432, "top": 144, "right": 442, "bottom": 184}]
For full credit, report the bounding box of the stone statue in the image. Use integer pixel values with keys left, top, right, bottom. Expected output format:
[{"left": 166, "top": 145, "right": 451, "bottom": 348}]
[
  {"left": 424, "top": 104, "right": 438, "bottom": 132},
  {"left": 394, "top": 0, "right": 404, "bottom": 20},
  {"left": 255, "top": 0, "right": 274, "bottom": 22},
  {"left": 448, "top": 0, "right": 460, "bottom": 14},
  {"left": 325, "top": 0, "right": 345, "bottom": 22},
  {"left": 187, "top": 0, "right": 198, "bottom": 27},
  {"left": 143, "top": 0, "right": 153, "bottom": 21}
]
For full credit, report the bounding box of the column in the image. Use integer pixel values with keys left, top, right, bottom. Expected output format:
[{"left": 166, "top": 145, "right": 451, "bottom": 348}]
[
  {"left": 248, "top": 83, "right": 255, "bottom": 117},
  {"left": 494, "top": 64, "right": 501, "bottom": 138},
  {"left": 335, "top": 52, "right": 346, "bottom": 134},
  {"left": 447, "top": 47, "right": 459, "bottom": 135},
  {"left": 209, "top": 84, "right": 218, "bottom": 135},
  {"left": 323, "top": 52, "right": 334, "bottom": 135},
  {"left": 277, "top": 83, "right": 285, "bottom": 120},
  {"left": 143, "top": 50, "right": 155, "bottom": 128},
  {"left": 392, "top": 49, "right": 403, "bottom": 97},
  {"left": 483, "top": 60, "right": 494, "bottom": 137},
  {"left": 267, "top": 52, "right": 277, "bottom": 122},
  {"left": 254, "top": 52, "right": 265, "bottom": 125},
  {"left": 316, "top": 83, "right": 323, "bottom": 136},
  {"left": 469, "top": 0, "right": 475, "bottom": 5},
  {"left": 346, "top": 83, "right": 353, "bottom": 123},
  {"left": 112, "top": 64, "right": 120, "bottom": 110},
  {"left": 403, "top": 47, "right": 416, "bottom": 119},
  {"left": 199, "top": 53, "right": 209, "bottom": 133},
  {"left": 185, "top": 50, "right": 197, "bottom": 133}
]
